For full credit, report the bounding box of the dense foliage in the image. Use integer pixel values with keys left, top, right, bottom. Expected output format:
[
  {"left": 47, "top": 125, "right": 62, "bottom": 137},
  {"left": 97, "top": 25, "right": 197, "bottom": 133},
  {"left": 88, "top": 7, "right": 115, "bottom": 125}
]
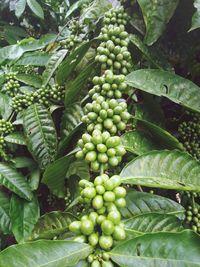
[{"left": 0, "top": 0, "right": 200, "bottom": 266}]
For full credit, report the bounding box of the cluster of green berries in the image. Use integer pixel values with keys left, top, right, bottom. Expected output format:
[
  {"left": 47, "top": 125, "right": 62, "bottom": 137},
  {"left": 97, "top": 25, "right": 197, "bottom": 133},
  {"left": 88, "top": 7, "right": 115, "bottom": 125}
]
[
  {"left": 60, "top": 35, "right": 82, "bottom": 50},
  {"left": 0, "top": 119, "right": 14, "bottom": 135},
  {"left": 83, "top": 98, "right": 130, "bottom": 134},
  {"left": 69, "top": 175, "right": 126, "bottom": 254},
  {"left": 0, "top": 119, "right": 14, "bottom": 157},
  {"left": 60, "top": 20, "right": 85, "bottom": 50},
  {"left": 89, "top": 70, "right": 129, "bottom": 99},
  {"left": 12, "top": 84, "right": 65, "bottom": 112},
  {"left": 104, "top": 7, "right": 129, "bottom": 27},
  {"left": 95, "top": 7, "right": 132, "bottom": 74},
  {"left": 34, "top": 84, "right": 65, "bottom": 106},
  {"left": 87, "top": 251, "right": 114, "bottom": 267},
  {"left": 0, "top": 136, "right": 5, "bottom": 151},
  {"left": 64, "top": 189, "right": 72, "bottom": 207},
  {"left": 4, "top": 72, "right": 20, "bottom": 97},
  {"left": 178, "top": 112, "right": 200, "bottom": 160},
  {"left": 185, "top": 205, "right": 200, "bottom": 233},
  {"left": 14, "top": 65, "right": 36, "bottom": 75},
  {"left": 76, "top": 130, "right": 126, "bottom": 171},
  {"left": 12, "top": 94, "right": 34, "bottom": 112},
  {"left": 184, "top": 191, "right": 200, "bottom": 199}
]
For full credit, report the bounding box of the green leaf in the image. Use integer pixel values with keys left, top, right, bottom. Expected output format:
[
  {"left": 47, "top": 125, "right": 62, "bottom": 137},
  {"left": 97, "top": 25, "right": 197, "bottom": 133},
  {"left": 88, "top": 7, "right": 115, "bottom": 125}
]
[
  {"left": 80, "top": 0, "right": 112, "bottom": 23},
  {"left": 137, "top": 120, "right": 184, "bottom": 151},
  {"left": 23, "top": 104, "right": 57, "bottom": 169},
  {"left": 10, "top": 195, "right": 39, "bottom": 243},
  {"left": 73, "top": 260, "right": 89, "bottom": 267},
  {"left": 58, "top": 103, "right": 84, "bottom": 156},
  {"left": 15, "top": 0, "right": 27, "bottom": 17},
  {"left": 42, "top": 49, "right": 68, "bottom": 86},
  {"left": 121, "top": 131, "right": 159, "bottom": 155},
  {"left": 3, "top": 25, "right": 28, "bottom": 44},
  {"left": 126, "top": 69, "right": 200, "bottom": 113},
  {"left": 28, "top": 168, "right": 40, "bottom": 191},
  {"left": 0, "top": 240, "right": 92, "bottom": 267},
  {"left": 31, "top": 211, "right": 76, "bottom": 240},
  {"left": 134, "top": 94, "right": 165, "bottom": 127},
  {"left": 121, "top": 150, "right": 200, "bottom": 192},
  {"left": 42, "top": 155, "right": 72, "bottom": 198},
  {"left": 13, "top": 157, "right": 35, "bottom": 168},
  {"left": 65, "top": 61, "right": 96, "bottom": 106},
  {"left": 189, "top": 0, "right": 200, "bottom": 31},
  {"left": 0, "top": 191, "right": 11, "bottom": 234},
  {"left": 125, "top": 213, "right": 183, "bottom": 236},
  {"left": 0, "top": 45, "right": 23, "bottom": 65},
  {"left": 110, "top": 231, "right": 200, "bottom": 267},
  {"left": 16, "top": 73, "right": 42, "bottom": 88},
  {"left": 0, "top": 34, "right": 56, "bottom": 64},
  {"left": 56, "top": 40, "right": 92, "bottom": 85},
  {"left": 27, "top": 0, "right": 44, "bottom": 19},
  {"left": 65, "top": 0, "right": 89, "bottom": 19},
  {"left": 0, "top": 163, "right": 33, "bottom": 201},
  {"left": 5, "top": 132, "right": 26, "bottom": 146},
  {"left": 137, "top": 0, "right": 179, "bottom": 45},
  {"left": 130, "top": 34, "right": 162, "bottom": 69},
  {"left": 16, "top": 52, "right": 50, "bottom": 66},
  {"left": 121, "top": 190, "right": 185, "bottom": 219},
  {"left": 67, "top": 160, "right": 90, "bottom": 180},
  {"left": 20, "top": 34, "right": 56, "bottom": 52},
  {"left": 0, "top": 93, "right": 12, "bottom": 120}
]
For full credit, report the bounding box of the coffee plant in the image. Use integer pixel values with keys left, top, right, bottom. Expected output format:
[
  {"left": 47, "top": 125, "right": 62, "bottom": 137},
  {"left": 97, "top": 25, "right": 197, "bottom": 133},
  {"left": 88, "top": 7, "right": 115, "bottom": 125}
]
[{"left": 0, "top": 0, "right": 200, "bottom": 266}]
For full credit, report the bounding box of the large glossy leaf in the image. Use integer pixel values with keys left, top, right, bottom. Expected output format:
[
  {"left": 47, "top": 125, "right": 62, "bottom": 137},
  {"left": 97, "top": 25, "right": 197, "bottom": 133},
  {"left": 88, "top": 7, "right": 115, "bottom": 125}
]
[
  {"left": 31, "top": 211, "right": 76, "bottom": 240},
  {"left": 2, "top": 25, "right": 28, "bottom": 45},
  {"left": 130, "top": 35, "right": 162, "bottom": 69},
  {"left": 0, "top": 34, "right": 56, "bottom": 64},
  {"left": 137, "top": 0, "right": 179, "bottom": 45},
  {"left": 16, "top": 73, "right": 42, "bottom": 88},
  {"left": 137, "top": 120, "right": 184, "bottom": 150},
  {"left": 16, "top": 52, "right": 50, "bottom": 66},
  {"left": 121, "top": 190, "right": 185, "bottom": 219},
  {"left": 13, "top": 157, "right": 35, "bottom": 169},
  {"left": 65, "top": 0, "right": 89, "bottom": 19},
  {"left": 121, "top": 150, "right": 200, "bottom": 191},
  {"left": 0, "top": 163, "right": 33, "bottom": 201},
  {"left": 4, "top": 132, "right": 26, "bottom": 146},
  {"left": 23, "top": 104, "right": 57, "bottom": 169},
  {"left": 27, "top": 0, "right": 44, "bottom": 19},
  {"left": 66, "top": 160, "right": 90, "bottom": 180},
  {"left": 42, "top": 155, "right": 72, "bottom": 198},
  {"left": 126, "top": 69, "right": 200, "bottom": 113},
  {"left": 189, "top": 0, "right": 200, "bottom": 31},
  {"left": 56, "top": 40, "right": 92, "bottom": 85},
  {"left": 0, "top": 240, "right": 92, "bottom": 267},
  {"left": 10, "top": 195, "right": 39, "bottom": 243},
  {"left": 121, "top": 131, "right": 159, "bottom": 155},
  {"left": 0, "top": 191, "right": 11, "bottom": 234},
  {"left": 80, "top": 0, "right": 111, "bottom": 23},
  {"left": 110, "top": 231, "right": 200, "bottom": 267},
  {"left": 58, "top": 103, "right": 84, "bottom": 156},
  {"left": 20, "top": 34, "right": 56, "bottom": 52},
  {"left": 133, "top": 94, "right": 165, "bottom": 127},
  {"left": 125, "top": 213, "right": 183, "bottom": 236},
  {"left": 15, "top": 0, "right": 27, "bottom": 17},
  {"left": 65, "top": 61, "right": 96, "bottom": 106},
  {"left": 0, "top": 93, "right": 12, "bottom": 120},
  {"left": 42, "top": 49, "right": 68, "bottom": 86},
  {"left": 0, "top": 44, "right": 23, "bottom": 64}
]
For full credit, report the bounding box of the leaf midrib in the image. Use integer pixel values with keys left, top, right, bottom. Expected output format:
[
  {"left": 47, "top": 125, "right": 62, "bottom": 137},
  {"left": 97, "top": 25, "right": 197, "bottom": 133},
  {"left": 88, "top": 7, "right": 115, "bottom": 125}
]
[
  {"left": 33, "top": 105, "right": 51, "bottom": 160},
  {"left": 110, "top": 252, "right": 200, "bottom": 265}
]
